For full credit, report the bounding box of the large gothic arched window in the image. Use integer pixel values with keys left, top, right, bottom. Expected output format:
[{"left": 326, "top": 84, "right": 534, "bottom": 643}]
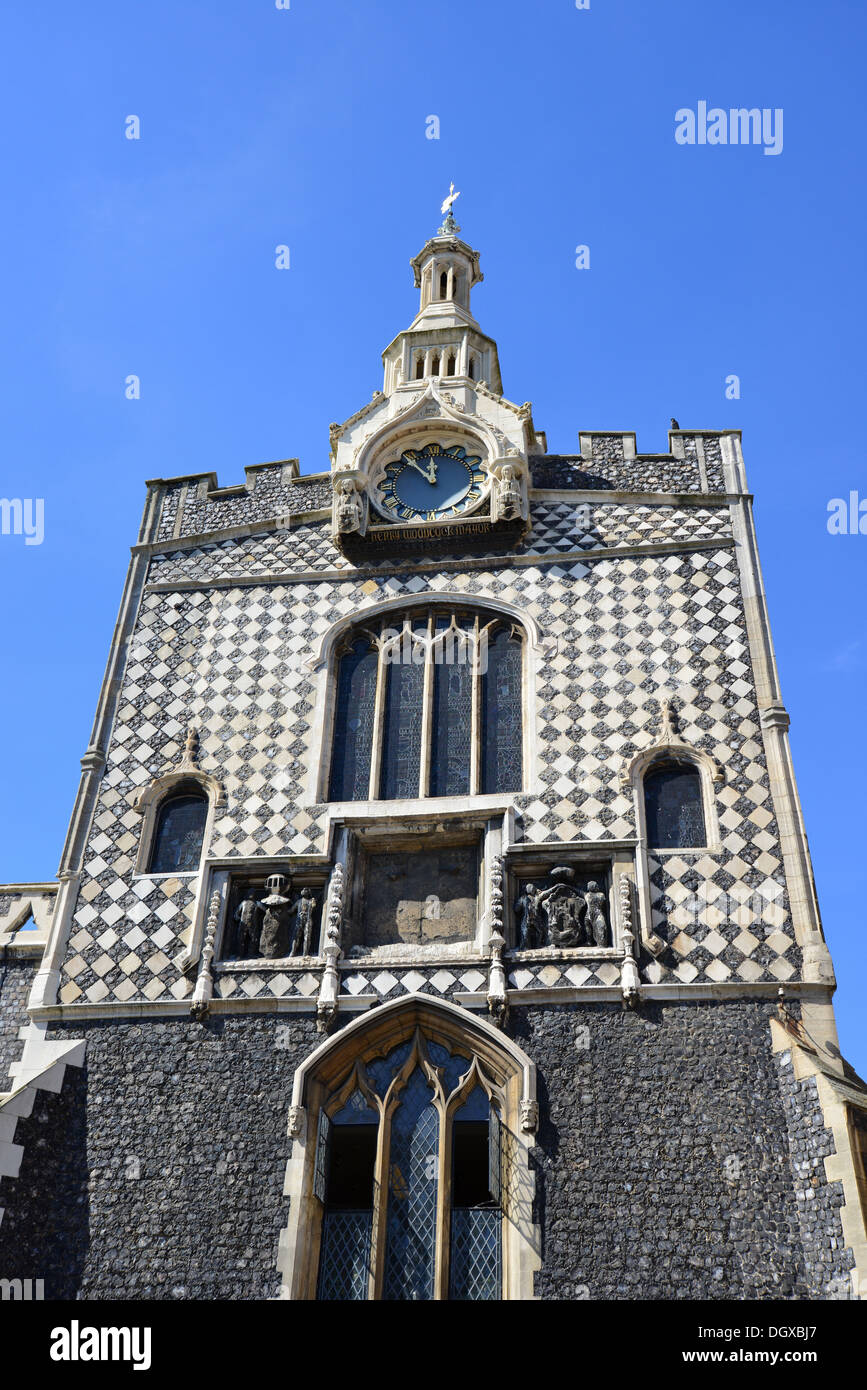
[
  {"left": 279, "top": 997, "right": 540, "bottom": 1302},
  {"left": 315, "top": 1031, "right": 503, "bottom": 1301},
  {"left": 328, "top": 607, "right": 525, "bottom": 802}
]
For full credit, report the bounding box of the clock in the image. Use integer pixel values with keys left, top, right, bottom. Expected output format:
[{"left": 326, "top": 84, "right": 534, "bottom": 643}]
[{"left": 378, "top": 443, "right": 486, "bottom": 522}]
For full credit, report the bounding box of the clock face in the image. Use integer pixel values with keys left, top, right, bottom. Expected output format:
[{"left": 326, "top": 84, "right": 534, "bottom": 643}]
[{"left": 378, "top": 443, "right": 486, "bottom": 522}]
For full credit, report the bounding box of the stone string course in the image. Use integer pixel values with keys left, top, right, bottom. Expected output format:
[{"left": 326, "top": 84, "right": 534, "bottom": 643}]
[{"left": 147, "top": 502, "right": 732, "bottom": 587}]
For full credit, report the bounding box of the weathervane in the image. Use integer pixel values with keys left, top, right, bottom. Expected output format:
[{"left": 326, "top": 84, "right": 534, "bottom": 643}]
[{"left": 438, "top": 181, "right": 461, "bottom": 234}]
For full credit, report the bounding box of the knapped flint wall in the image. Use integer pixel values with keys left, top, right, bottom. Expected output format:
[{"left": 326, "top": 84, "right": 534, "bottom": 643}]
[{"left": 0, "top": 1000, "right": 851, "bottom": 1300}]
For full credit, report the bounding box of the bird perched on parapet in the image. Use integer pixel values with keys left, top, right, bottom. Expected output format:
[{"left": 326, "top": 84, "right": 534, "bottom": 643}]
[{"left": 670, "top": 417, "right": 680, "bottom": 429}]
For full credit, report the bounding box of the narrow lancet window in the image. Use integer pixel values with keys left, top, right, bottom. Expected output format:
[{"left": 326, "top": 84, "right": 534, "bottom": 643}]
[
  {"left": 379, "top": 653, "right": 424, "bottom": 800},
  {"left": 329, "top": 638, "right": 378, "bottom": 801},
  {"left": 430, "top": 647, "right": 473, "bottom": 797},
  {"left": 480, "top": 627, "right": 523, "bottom": 794},
  {"left": 148, "top": 790, "right": 208, "bottom": 874},
  {"left": 644, "top": 761, "right": 706, "bottom": 848}
]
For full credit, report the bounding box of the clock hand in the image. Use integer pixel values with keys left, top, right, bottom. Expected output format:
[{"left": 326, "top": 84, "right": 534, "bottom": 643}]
[{"left": 402, "top": 458, "right": 439, "bottom": 484}]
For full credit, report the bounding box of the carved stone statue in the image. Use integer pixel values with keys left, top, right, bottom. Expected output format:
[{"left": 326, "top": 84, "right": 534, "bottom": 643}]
[
  {"left": 494, "top": 462, "right": 528, "bottom": 522},
  {"left": 290, "top": 887, "right": 317, "bottom": 957},
  {"left": 514, "top": 866, "right": 610, "bottom": 950},
  {"left": 514, "top": 882, "right": 542, "bottom": 950},
  {"left": 335, "top": 478, "right": 364, "bottom": 534},
  {"left": 537, "top": 867, "right": 586, "bottom": 948},
  {"left": 584, "top": 881, "right": 609, "bottom": 948},
  {"left": 234, "top": 892, "right": 262, "bottom": 958},
  {"left": 258, "top": 874, "right": 293, "bottom": 958}
]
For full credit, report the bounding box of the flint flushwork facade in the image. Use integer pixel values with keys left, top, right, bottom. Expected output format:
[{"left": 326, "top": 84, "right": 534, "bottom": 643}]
[{"left": 1, "top": 213, "right": 866, "bottom": 1301}]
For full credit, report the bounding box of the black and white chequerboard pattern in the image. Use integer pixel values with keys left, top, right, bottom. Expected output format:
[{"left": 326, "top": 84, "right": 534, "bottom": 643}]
[
  {"left": 58, "top": 512, "right": 796, "bottom": 1003},
  {"left": 147, "top": 501, "right": 732, "bottom": 587}
]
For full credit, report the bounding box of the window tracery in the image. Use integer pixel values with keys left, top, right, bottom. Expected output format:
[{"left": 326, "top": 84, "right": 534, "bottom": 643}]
[
  {"left": 315, "top": 1029, "right": 504, "bottom": 1301},
  {"left": 328, "top": 606, "right": 525, "bottom": 802}
]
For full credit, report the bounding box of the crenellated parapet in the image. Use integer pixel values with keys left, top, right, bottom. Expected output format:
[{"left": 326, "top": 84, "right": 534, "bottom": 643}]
[
  {"left": 531, "top": 429, "right": 739, "bottom": 495},
  {"left": 151, "top": 461, "right": 332, "bottom": 544}
]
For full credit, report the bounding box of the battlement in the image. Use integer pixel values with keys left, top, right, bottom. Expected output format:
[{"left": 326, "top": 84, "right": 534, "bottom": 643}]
[
  {"left": 576, "top": 428, "right": 741, "bottom": 463},
  {"left": 146, "top": 460, "right": 333, "bottom": 544},
  {"left": 140, "top": 430, "right": 745, "bottom": 548},
  {"left": 532, "top": 430, "right": 741, "bottom": 495}
]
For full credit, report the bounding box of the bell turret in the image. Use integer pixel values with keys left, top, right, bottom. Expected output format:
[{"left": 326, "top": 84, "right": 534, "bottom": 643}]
[{"left": 381, "top": 189, "right": 503, "bottom": 395}]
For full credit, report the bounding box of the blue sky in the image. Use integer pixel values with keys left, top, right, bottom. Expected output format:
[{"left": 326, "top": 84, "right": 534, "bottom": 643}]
[{"left": 1, "top": 1, "right": 865, "bottom": 1068}]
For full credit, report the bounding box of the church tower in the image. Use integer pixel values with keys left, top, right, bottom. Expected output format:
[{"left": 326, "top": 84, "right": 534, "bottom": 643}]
[{"left": 1, "top": 200, "right": 866, "bottom": 1302}]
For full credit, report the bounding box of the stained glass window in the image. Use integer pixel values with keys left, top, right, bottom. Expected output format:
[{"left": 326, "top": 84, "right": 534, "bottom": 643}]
[
  {"left": 481, "top": 628, "right": 523, "bottom": 794},
  {"left": 449, "top": 1086, "right": 501, "bottom": 1300},
  {"left": 379, "top": 653, "right": 424, "bottom": 800},
  {"left": 315, "top": 1036, "right": 504, "bottom": 1301},
  {"left": 329, "top": 638, "right": 378, "bottom": 802},
  {"left": 328, "top": 608, "right": 525, "bottom": 802},
  {"left": 148, "top": 792, "right": 207, "bottom": 874},
  {"left": 644, "top": 761, "right": 706, "bottom": 848},
  {"left": 316, "top": 1091, "right": 378, "bottom": 1301},
  {"left": 430, "top": 648, "right": 473, "bottom": 796},
  {"left": 367, "top": 1040, "right": 413, "bottom": 1097}
]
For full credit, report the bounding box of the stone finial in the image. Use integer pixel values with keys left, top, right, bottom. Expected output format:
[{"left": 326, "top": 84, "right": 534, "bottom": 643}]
[
  {"left": 659, "top": 698, "right": 679, "bottom": 744},
  {"left": 180, "top": 727, "right": 200, "bottom": 769}
]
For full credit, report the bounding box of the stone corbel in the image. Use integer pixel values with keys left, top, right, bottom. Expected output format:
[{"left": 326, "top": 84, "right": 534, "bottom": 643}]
[
  {"left": 487, "top": 452, "right": 530, "bottom": 523},
  {"left": 331, "top": 469, "right": 369, "bottom": 539},
  {"left": 520, "top": 1099, "right": 539, "bottom": 1134},
  {"left": 287, "top": 1105, "right": 306, "bottom": 1140}
]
